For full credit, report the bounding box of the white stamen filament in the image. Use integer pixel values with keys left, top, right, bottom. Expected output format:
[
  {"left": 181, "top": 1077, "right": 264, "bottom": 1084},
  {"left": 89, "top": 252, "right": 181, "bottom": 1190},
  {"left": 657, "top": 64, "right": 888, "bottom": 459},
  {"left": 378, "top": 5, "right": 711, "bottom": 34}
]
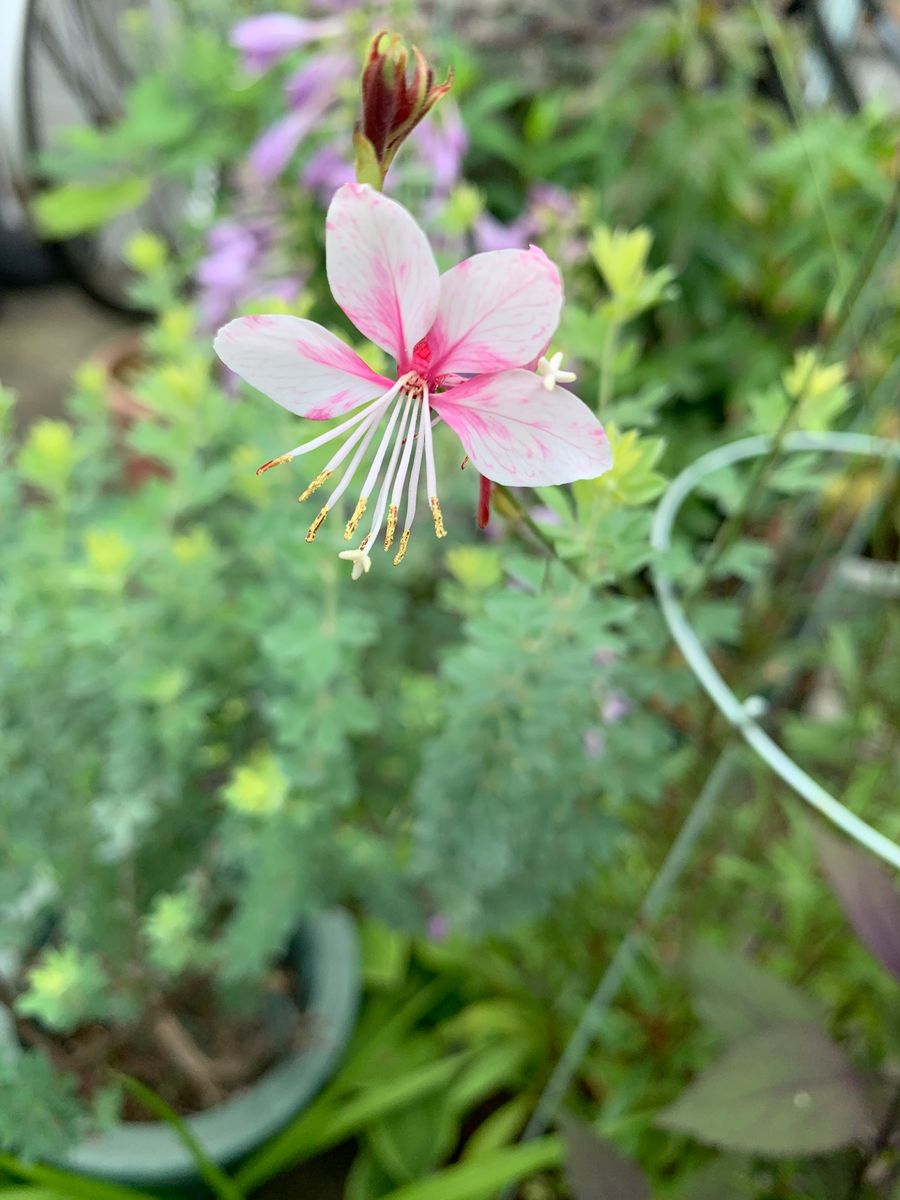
[
  {"left": 361, "top": 393, "right": 415, "bottom": 549},
  {"left": 301, "top": 396, "right": 390, "bottom": 498},
  {"left": 423, "top": 386, "right": 437, "bottom": 501},
  {"left": 259, "top": 394, "right": 384, "bottom": 472},
  {"left": 402, "top": 400, "right": 428, "bottom": 533},
  {"left": 357, "top": 387, "right": 408, "bottom": 503},
  {"left": 320, "top": 400, "right": 392, "bottom": 512}
]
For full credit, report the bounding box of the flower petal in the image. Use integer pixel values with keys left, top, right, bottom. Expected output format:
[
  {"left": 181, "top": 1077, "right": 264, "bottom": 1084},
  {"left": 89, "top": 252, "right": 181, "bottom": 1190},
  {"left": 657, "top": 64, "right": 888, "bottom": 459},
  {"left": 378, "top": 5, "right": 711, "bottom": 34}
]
[
  {"left": 426, "top": 247, "right": 562, "bottom": 376},
  {"left": 431, "top": 369, "right": 611, "bottom": 486},
  {"left": 326, "top": 183, "right": 439, "bottom": 368},
  {"left": 214, "top": 315, "right": 392, "bottom": 419}
]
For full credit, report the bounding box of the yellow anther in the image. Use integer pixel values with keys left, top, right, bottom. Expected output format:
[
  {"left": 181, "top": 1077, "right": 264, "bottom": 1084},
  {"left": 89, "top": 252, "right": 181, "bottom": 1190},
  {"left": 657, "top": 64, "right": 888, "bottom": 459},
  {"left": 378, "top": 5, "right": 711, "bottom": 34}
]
[
  {"left": 392, "top": 530, "right": 411, "bottom": 566},
  {"left": 358, "top": 534, "right": 371, "bottom": 552},
  {"left": 344, "top": 497, "right": 367, "bottom": 540},
  {"left": 430, "top": 497, "right": 447, "bottom": 538},
  {"left": 257, "top": 453, "right": 292, "bottom": 475},
  {"left": 298, "top": 468, "right": 332, "bottom": 503},
  {"left": 306, "top": 507, "right": 329, "bottom": 542},
  {"left": 384, "top": 503, "right": 398, "bottom": 550},
  {"left": 460, "top": 456, "right": 469, "bottom": 470}
]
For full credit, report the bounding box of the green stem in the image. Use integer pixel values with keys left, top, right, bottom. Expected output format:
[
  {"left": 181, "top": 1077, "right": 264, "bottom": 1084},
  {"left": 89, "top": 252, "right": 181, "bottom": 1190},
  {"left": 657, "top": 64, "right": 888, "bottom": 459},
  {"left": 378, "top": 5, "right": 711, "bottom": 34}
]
[{"left": 493, "top": 484, "right": 582, "bottom": 580}]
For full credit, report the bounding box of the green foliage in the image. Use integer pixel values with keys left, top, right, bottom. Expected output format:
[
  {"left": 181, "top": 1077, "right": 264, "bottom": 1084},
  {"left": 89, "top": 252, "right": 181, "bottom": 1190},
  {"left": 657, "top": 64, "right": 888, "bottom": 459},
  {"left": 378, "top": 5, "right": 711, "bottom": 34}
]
[
  {"left": 412, "top": 587, "right": 669, "bottom": 932},
  {"left": 5, "top": 0, "right": 900, "bottom": 1191},
  {"left": 17, "top": 949, "right": 110, "bottom": 1033}
]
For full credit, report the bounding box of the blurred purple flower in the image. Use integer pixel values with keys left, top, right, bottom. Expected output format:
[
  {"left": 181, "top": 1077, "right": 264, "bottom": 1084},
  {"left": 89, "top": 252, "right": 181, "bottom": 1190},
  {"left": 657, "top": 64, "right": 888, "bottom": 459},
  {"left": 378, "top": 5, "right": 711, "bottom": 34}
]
[
  {"left": 528, "top": 504, "right": 562, "bottom": 527},
  {"left": 231, "top": 13, "right": 343, "bottom": 73},
  {"left": 284, "top": 51, "right": 353, "bottom": 109},
  {"left": 301, "top": 145, "right": 354, "bottom": 204},
  {"left": 426, "top": 914, "right": 451, "bottom": 942},
  {"left": 528, "top": 183, "right": 575, "bottom": 221},
  {"left": 411, "top": 104, "right": 468, "bottom": 196},
  {"left": 593, "top": 647, "right": 617, "bottom": 668},
  {"left": 197, "top": 220, "right": 264, "bottom": 327},
  {"left": 602, "top": 692, "right": 632, "bottom": 724},
  {"left": 583, "top": 727, "right": 606, "bottom": 758},
  {"left": 197, "top": 217, "right": 305, "bottom": 331},
  {"left": 474, "top": 211, "right": 538, "bottom": 253},
  {"left": 248, "top": 52, "right": 353, "bottom": 183}
]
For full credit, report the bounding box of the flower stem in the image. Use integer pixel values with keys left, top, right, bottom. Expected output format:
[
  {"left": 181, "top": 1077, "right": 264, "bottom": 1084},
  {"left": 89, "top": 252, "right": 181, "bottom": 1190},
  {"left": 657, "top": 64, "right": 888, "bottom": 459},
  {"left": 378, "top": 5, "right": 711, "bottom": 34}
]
[{"left": 493, "top": 484, "right": 582, "bottom": 579}]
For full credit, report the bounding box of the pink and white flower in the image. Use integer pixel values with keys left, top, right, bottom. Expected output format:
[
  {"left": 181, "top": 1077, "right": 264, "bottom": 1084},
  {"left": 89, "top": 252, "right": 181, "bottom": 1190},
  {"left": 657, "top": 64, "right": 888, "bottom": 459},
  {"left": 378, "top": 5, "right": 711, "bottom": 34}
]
[{"left": 214, "top": 183, "right": 611, "bottom": 574}]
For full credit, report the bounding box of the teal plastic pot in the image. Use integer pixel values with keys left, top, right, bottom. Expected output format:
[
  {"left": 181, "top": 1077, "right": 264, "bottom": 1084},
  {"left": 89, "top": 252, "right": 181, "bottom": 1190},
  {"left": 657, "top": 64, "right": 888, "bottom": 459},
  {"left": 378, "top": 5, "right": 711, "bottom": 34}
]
[{"left": 57, "top": 909, "right": 359, "bottom": 1188}]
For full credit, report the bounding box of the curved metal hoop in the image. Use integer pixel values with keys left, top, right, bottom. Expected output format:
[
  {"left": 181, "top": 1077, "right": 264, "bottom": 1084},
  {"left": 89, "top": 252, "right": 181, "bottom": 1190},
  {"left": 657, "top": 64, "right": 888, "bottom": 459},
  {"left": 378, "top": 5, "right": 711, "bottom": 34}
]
[{"left": 651, "top": 430, "right": 900, "bottom": 870}]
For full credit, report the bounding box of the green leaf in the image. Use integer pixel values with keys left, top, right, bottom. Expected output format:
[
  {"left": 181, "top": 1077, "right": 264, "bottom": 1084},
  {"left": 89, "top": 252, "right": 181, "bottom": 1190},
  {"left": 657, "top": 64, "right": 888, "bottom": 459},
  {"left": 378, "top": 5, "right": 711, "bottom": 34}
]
[
  {"left": 115, "top": 1075, "right": 245, "bottom": 1200},
  {"left": 368, "top": 1092, "right": 458, "bottom": 1183},
  {"left": 445, "top": 1042, "right": 530, "bottom": 1113},
  {"left": 461, "top": 1097, "right": 530, "bottom": 1160},
  {"left": 346, "top": 1148, "right": 396, "bottom": 1200},
  {"left": 0, "top": 1158, "right": 157, "bottom": 1200},
  {"left": 360, "top": 918, "right": 411, "bottom": 991},
  {"left": 236, "top": 1053, "right": 470, "bottom": 1191},
  {"left": 685, "top": 942, "right": 820, "bottom": 1041},
  {"left": 33, "top": 178, "right": 151, "bottom": 238},
  {"left": 375, "top": 1136, "right": 563, "bottom": 1200},
  {"left": 658, "top": 1023, "right": 874, "bottom": 1155}
]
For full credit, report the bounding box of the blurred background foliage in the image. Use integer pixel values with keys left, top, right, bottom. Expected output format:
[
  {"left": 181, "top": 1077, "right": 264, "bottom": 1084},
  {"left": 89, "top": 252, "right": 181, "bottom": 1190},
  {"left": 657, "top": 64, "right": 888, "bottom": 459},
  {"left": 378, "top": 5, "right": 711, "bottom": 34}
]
[{"left": 0, "top": 0, "right": 898, "bottom": 1195}]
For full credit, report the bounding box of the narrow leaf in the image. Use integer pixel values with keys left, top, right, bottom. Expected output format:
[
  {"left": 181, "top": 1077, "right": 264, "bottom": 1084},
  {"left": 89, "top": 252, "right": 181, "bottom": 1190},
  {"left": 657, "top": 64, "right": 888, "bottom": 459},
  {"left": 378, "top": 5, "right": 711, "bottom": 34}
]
[
  {"left": 236, "top": 1053, "right": 469, "bottom": 1191},
  {"left": 115, "top": 1075, "right": 245, "bottom": 1200},
  {"left": 376, "top": 1136, "right": 563, "bottom": 1200},
  {"left": 812, "top": 824, "right": 900, "bottom": 979},
  {"left": 658, "top": 1022, "right": 873, "bottom": 1156},
  {"left": 562, "top": 1115, "right": 650, "bottom": 1200},
  {"left": 0, "top": 1157, "right": 157, "bottom": 1200}
]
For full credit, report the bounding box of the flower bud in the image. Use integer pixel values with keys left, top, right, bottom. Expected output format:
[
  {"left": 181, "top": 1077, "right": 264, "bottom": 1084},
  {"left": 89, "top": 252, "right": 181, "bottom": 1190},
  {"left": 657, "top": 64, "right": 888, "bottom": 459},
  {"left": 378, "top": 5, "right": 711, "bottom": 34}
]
[{"left": 354, "top": 32, "right": 452, "bottom": 189}]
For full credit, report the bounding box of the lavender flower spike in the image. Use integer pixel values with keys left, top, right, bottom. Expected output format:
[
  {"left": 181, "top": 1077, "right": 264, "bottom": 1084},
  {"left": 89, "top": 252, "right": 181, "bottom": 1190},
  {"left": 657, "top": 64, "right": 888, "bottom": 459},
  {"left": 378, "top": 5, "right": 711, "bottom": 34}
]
[{"left": 231, "top": 13, "right": 343, "bottom": 73}]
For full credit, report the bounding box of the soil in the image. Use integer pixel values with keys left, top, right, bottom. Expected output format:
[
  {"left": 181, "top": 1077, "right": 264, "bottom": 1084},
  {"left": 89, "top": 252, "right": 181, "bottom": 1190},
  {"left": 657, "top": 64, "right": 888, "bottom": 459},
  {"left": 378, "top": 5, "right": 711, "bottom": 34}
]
[{"left": 13, "top": 967, "right": 309, "bottom": 1120}]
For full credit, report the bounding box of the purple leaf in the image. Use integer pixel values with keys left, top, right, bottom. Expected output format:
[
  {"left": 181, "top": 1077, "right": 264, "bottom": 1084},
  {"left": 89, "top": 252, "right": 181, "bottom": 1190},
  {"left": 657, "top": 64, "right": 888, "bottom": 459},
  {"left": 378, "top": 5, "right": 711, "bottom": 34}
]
[
  {"left": 812, "top": 824, "right": 900, "bottom": 980},
  {"left": 685, "top": 942, "right": 820, "bottom": 1041},
  {"left": 561, "top": 1116, "right": 650, "bottom": 1200},
  {"left": 658, "top": 1022, "right": 874, "bottom": 1156}
]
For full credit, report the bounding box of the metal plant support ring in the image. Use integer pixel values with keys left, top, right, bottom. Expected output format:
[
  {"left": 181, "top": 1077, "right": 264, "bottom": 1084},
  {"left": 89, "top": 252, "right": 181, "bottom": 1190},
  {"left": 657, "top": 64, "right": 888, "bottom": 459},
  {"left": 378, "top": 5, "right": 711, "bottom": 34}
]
[{"left": 651, "top": 430, "right": 900, "bottom": 871}]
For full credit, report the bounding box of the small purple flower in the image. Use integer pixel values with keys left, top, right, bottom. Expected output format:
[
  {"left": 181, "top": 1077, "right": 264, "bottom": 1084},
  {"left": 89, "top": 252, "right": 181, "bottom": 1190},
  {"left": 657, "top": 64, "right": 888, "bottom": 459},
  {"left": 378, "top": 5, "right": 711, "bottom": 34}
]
[
  {"left": 284, "top": 51, "right": 353, "bottom": 109},
  {"left": 528, "top": 183, "right": 575, "bottom": 222},
  {"left": 249, "top": 109, "right": 323, "bottom": 182},
  {"left": 602, "top": 692, "right": 632, "bottom": 724},
  {"left": 301, "top": 145, "right": 354, "bottom": 204},
  {"left": 231, "top": 13, "right": 343, "bottom": 73},
  {"left": 410, "top": 104, "right": 468, "bottom": 197},
  {"left": 247, "top": 52, "right": 352, "bottom": 183},
  {"left": 592, "top": 647, "right": 617, "bottom": 668},
  {"left": 473, "top": 211, "right": 538, "bottom": 253},
  {"left": 426, "top": 914, "right": 451, "bottom": 942}
]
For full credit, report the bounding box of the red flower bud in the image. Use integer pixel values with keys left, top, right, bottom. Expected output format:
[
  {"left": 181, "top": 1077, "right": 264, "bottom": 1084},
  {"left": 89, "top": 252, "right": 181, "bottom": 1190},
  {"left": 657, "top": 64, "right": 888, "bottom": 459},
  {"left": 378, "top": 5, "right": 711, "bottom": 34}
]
[{"left": 354, "top": 32, "right": 452, "bottom": 189}]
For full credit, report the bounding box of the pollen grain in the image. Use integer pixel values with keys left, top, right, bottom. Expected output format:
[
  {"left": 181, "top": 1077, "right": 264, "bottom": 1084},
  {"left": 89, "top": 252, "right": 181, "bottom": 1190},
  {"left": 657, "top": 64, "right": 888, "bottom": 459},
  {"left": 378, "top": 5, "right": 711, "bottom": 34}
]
[
  {"left": 392, "top": 530, "right": 411, "bottom": 566},
  {"left": 298, "top": 468, "right": 332, "bottom": 503},
  {"left": 344, "top": 497, "right": 367, "bottom": 540},
  {"left": 306, "top": 506, "right": 329, "bottom": 542}
]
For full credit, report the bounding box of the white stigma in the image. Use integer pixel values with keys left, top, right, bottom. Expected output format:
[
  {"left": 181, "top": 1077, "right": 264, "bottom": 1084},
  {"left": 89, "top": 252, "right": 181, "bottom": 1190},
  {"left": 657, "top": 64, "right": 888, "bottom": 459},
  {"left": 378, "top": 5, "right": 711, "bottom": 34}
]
[
  {"left": 537, "top": 352, "right": 576, "bottom": 392},
  {"left": 338, "top": 548, "right": 372, "bottom": 580}
]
